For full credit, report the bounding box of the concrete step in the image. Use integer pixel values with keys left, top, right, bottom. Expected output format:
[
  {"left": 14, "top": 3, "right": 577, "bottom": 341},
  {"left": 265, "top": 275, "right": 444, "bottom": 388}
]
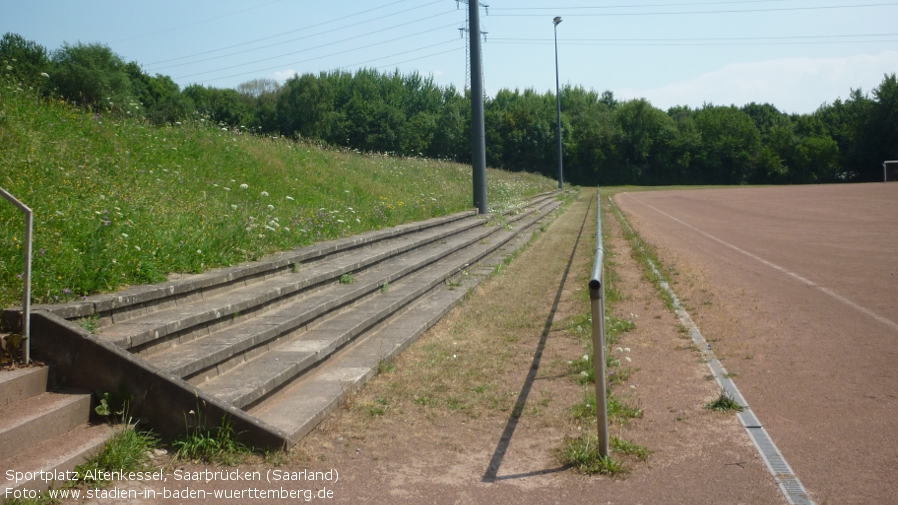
[
  {"left": 0, "top": 391, "right": 91, "bottom": 461},
  {"left": 0, "top": 423, "right": 118, "bottom": 495},
  {"left": 0, "top": 367, "right": 48, "bottom": 409},
  {"left": 1, "top": 209, "right": 486, "bottom": 331},
  {"left": 92, "top": 204, "right": 542, "bottom": 356},
  {"left": 18, "top": 191, "right": 565, "bottom": 448},
  {"left": 153, "top": 198, "right": 558, "bottom": 409},
  {"left": 250, "top": 222, "right": 536, "bottom": 442},
  {"left": 131, "top": 201, "right": 551, "bottom": 381},
  {"left": 239, "top": 199, "right": 559, "bottom": 433}
]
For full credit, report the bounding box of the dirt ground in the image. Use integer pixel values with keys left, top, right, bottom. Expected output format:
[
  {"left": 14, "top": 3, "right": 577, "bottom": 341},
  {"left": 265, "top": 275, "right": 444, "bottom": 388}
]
[
  {"left": 615, "top": 184, "right": 898, "bottom": 505},
  {"left": 58, "top": 189, "right": 788, "bottom": 504}
]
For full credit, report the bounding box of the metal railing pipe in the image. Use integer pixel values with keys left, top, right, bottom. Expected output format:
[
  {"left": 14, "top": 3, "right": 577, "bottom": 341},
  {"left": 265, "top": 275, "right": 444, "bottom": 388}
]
[
  {"left": 0, "top": 187, "right": 33, "bottom": 364},
  {"left": 588, "top": 187, "right": 609, "bottom": 458}
]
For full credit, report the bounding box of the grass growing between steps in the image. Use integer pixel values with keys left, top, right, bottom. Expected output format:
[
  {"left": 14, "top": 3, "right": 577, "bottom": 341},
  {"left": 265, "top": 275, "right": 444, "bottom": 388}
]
[
  {"left": 73, "top": 426, "right": 158, "bottom": 484},
  {"left": 0, "top": 77, "right": 557, "bottom": 309},
  {"left": 172, "top": 414, "right": 253, "bottom": 465}
]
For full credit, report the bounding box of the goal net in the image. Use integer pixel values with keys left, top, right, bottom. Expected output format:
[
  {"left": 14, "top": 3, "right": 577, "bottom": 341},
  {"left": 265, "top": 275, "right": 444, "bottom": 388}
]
[{"left": 885, "top": 161, "right": 898, "bottom": 182}]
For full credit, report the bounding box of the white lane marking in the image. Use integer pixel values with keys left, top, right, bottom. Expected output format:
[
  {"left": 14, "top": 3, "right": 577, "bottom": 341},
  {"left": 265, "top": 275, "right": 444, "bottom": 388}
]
[
  {"left": 622, "top": 192, "right": 898, "bottom": 333},
  {"left": 611, "top": 201, "right": 815, "bottom": 505}
]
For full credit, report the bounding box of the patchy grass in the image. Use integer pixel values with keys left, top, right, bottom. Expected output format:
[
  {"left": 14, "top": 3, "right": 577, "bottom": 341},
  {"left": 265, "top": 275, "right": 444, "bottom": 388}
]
[
  {"left": 570, "top": 391, "right": 643, "bottom": 425},
  {"left": 172, "top": 414, "right": 253, "bottom": 464},
  {"left": 74, "top": 426, "right": 158, "bottom": 485},
  {"left": 559, "top": 435, "right": 628, "bottom": 476},
  {"left": 606, "top": 196, "right": 676, "bottom": 312},
  {"left": 612, "top": 436, "right": 652, "bottom": 462},
  {"left": 705, "top": 391, "right": 744, "bottom": 412}
]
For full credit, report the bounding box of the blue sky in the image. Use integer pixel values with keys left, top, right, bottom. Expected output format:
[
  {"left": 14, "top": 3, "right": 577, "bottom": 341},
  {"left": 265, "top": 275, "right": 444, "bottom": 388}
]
[{"left": 3, "top": 0, "right": 897, "bottom": 113}]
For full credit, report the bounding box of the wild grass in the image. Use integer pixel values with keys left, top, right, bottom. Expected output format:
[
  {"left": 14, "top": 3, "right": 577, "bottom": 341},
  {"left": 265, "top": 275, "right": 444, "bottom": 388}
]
[
  {"left": 74, "top": 426, "right": 158, "bottom": 485},
  {"left": 704, "top": 390, "right": 744, "bottom": 412},
  {"left": 172, "top": 414, "right": 253, "bottom": 464},
  {"left": 605, "top": 193, "right": 676, "bottom": 312},
  {"left": 0, "top": 79, "right": 556, "bottom": 309},
  {"left": 559, "top": 435, "right": 628, "bottom": 476},
  {"left": 570, "top": 391, "right": 643, "bottom": 425}
]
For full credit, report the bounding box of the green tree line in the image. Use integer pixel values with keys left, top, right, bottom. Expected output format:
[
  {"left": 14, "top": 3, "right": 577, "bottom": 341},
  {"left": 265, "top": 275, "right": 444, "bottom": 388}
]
[{"left": 3, "top": 32, "right": 896, "bottom": 185}]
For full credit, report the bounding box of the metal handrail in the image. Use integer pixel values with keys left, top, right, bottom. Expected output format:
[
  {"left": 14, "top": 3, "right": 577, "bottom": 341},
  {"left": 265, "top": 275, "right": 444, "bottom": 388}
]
[
  {"left": 0, "top": 187, "right": 33, "bottom": 364},
  {"left": 588, "top": 187, "right": 609, "bottom": 457}
]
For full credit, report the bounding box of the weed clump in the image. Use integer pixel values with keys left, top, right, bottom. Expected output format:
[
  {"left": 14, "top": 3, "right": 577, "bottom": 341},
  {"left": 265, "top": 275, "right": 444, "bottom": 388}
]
[{"left": 704, "top": 390, "right": 744, "bottom": 412}]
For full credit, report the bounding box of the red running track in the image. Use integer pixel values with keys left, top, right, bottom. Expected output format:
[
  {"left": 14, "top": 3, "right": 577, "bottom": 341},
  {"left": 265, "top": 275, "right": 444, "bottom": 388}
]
[{"left": 615, "top": 183, "right": 898, "bottom": 505}]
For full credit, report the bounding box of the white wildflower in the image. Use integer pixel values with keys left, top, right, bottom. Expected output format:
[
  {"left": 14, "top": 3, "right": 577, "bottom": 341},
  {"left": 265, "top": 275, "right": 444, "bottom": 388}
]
[
  {"left": 121, "top": 233, "right": 129, "bottom": 238},
  {"left": 196, "top": 249, "right": 202, "bottom": 254},
  {"left": 134, "top": 245, "right": 141, "bottom": 251},
  {"left": 624, "top": 347, "right": 630, "bottom": 353},
  {"left": 581, "top": 354, "right": 589, "bottom": 362},
  {"left": 267, "top": 204, "right": 274, "bottom": 210},
  {"left": 239, "top": 183, "right": 248, "bottom": 189},
  {"left": 625, "top": 357, "right": 632, "bottom": 363},
  {"left": 261, "top": 191, "right": 269, "bottom": 197},
  {"left": 286, "top": 196, "right": 294, "bottom": 201},
  {"left": 231, "top": 204, "right": 238, "bottom": 210},
  {"left": 40, "top": 72, "right": 49, "bottom": 78}
]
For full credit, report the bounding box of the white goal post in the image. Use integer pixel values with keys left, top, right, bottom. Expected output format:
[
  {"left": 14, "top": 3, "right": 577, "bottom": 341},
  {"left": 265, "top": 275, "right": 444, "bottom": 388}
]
[{"left": 885, "top": 160, "right": 898, "bottom": 182}]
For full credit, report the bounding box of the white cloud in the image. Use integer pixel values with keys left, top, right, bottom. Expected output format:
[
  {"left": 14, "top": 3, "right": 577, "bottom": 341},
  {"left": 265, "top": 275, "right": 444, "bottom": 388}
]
[
  {"left": 432, "top": 70, "right": 445, "bottom": 77},
  {"left": 273, "top": 69, "right": 298, "bottom": 82},
  {"left": 618, "top": 51, "right": 898, "bottom": 114}
]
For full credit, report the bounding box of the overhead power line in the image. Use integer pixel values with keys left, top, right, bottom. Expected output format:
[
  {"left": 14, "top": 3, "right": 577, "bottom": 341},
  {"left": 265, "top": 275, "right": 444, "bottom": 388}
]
[
  {"left": 111, "top": 0, "right": 290, "bottom": 43},
  {"left": 340, "top": 39, "right": 462, "bottom": 70},
  {"left": 173, "top": 18, "right": 459, "bottom": 80},
  {"left": 490, "top": 2, "right": 898, "bottom": 17},
  {"left": 199, "top": 41, "right": 463, "bottom": 84},
  {"left": 180, "top": 22, "right": 462, "bottom": 82},
  {"left": 492, "top": 38, "right": 898, "bottom": 47},
  {"left": 374, "top": 46, "right": 465, "bottom": 70},
  {"left": 491, "top": 0, "right": 788, "bottom": 10},
  {"left": 146, "top": 0, "right": 438, "bottom": 67},
  {"left": 492, "top": 32, "right": 898, "bottom": 43}
]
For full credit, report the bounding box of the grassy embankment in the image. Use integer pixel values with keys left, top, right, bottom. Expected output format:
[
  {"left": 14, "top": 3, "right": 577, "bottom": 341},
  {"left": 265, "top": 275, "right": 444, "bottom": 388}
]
[{"left": 0, "top": 78, "right": 557, "bottom": 310}]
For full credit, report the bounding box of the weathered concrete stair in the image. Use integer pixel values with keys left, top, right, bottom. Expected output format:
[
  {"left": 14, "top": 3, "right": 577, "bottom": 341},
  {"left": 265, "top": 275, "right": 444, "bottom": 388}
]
[
  {"left": 0, "top": 367, "right": 117, "bottom": 495},
  {"left": 8, "top": 192, "right": 564, "bottom": 448}
]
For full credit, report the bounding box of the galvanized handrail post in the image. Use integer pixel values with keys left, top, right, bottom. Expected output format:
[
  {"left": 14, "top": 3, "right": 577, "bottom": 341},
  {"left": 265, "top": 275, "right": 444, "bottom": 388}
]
[
  {"left": 589, "top": 187, "right": 609, "bottom": 457},
  {"left": 0, "top": 187, "right": 33, "bottom": 364}
]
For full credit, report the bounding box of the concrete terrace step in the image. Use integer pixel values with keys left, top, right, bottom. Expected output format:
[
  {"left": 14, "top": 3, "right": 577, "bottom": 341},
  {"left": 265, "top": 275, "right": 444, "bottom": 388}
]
[
  {"left": 250, "top": 217, "right": 543, "bottom": 442},
  {"left": 92, "top": 198, "right": 549, "bottom": 356},
  {"left": 0, "top": 367, "right": 48, "bottom": 409},
  {"left": 0, "top": 423, "right": 118, "bottom": 494},
  {"left": 17, "top": 191, "right": 566, "bottom": 448},
  {"left": 93, "top": 214, "right": 487, "bottom": 352},
  {"left": 1, "top": 208, "right": 486, "bottom": 330},
  {"left": 141, "top": 198, "right": 556, "bottom": 396},
  {"left": 0, "top": 391, "right": 91, "bottom": 460},
  {"left": 193, "top": 202, "right": 555, "bottom": 410}
]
